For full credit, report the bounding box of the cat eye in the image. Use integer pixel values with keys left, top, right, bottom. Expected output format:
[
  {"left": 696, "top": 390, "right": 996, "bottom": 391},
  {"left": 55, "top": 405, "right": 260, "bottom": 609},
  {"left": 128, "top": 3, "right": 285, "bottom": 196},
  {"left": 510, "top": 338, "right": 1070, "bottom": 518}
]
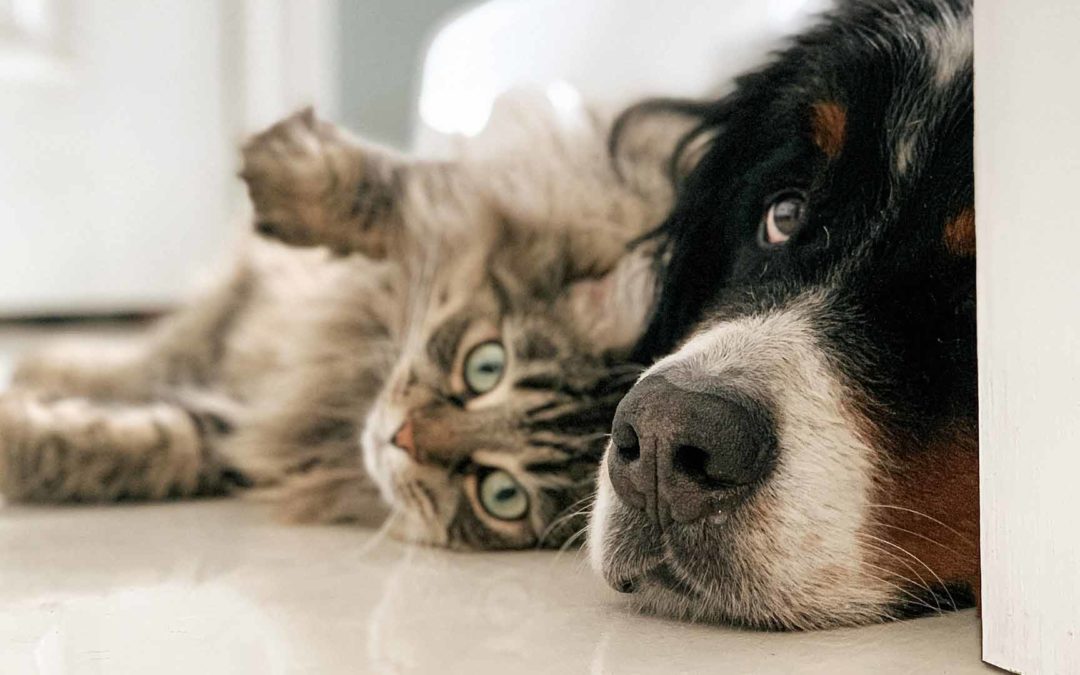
[
  {"left": 478, "top": 469, "right": 529, "bottom": 521},
  {"left": 760, "top": 191, "right": 808, "bottom": 247},
  {"left": 463, "top": 341, "right": 506, "bottom": 395}
]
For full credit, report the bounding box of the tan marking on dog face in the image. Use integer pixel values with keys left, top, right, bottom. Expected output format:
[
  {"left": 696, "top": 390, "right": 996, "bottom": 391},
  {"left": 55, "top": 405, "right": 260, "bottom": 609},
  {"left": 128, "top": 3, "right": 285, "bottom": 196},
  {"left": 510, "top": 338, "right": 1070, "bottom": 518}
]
[
  {"left": 944, "top": 207, "right": 976, "bottom": 256},
  {"left": 811, "top": 102, "right": 847, "bottom": 160}
]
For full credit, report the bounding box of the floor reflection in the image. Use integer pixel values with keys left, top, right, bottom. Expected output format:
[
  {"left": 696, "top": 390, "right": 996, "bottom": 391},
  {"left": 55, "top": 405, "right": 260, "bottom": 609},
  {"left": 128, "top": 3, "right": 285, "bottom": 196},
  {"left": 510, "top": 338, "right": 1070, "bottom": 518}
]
[{"left": 0, "top": 501, "right": 988, "bottom": 674}]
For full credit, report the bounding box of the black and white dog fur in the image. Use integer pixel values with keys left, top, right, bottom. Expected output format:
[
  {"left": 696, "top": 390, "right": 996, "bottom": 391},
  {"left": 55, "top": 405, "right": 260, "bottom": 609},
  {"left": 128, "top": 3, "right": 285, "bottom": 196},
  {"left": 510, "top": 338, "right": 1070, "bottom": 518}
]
[{"left": 589, "top": 0, "right": 978, "bottom": 629}]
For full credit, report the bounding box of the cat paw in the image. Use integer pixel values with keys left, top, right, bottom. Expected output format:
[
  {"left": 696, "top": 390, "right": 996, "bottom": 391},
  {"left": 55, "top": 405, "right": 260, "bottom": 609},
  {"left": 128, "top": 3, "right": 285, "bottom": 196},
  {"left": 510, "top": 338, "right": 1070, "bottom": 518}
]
[
  {"left": 240, "top": 108, "right": 365, "bottom": 250},
  {"left": 0, "top": 393, "right": 207, "bottom": 503}
]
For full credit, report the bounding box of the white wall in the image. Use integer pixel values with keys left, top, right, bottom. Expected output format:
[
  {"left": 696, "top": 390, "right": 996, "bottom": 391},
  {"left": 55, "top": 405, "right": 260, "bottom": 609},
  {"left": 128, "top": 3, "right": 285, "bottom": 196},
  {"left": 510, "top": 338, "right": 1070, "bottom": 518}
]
[
  {"left": 414, "top": 0, "right": 830, "bottom": 154},
  {"left": 0, "top": 1, "right": 236, "bottom": 316},
  {"left": 976, "top": 1, "right": 1080, "bottom": 672},
  {"left": 0, "top": 0, "right": 338, "bottom": 317}
]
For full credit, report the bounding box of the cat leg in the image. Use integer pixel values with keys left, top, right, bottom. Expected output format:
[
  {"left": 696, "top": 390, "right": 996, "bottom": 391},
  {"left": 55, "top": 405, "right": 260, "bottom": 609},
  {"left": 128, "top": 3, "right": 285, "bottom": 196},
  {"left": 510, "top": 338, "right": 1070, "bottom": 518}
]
[
  {"left": 0, "top": 392, "right": 232, "bottom": 503},
  {"left": 11, "top": 266, "right": 253, "bottom": 401}
]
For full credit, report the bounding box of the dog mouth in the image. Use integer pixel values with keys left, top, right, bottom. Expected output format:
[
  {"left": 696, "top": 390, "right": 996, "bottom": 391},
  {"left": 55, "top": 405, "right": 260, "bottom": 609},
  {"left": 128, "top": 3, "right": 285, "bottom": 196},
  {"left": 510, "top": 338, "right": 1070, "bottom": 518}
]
[
  {"left": 595, "top": 496, "right": 735, "bottom": 604},
  {"left": 588, "top": 298, "right": 903, "bottom": 628},
  {"left": 594, "top": 368, "right": 777, "bottom": 597},
  {"left": 615, "top": 560, "right": 705, "bottom": 599}
]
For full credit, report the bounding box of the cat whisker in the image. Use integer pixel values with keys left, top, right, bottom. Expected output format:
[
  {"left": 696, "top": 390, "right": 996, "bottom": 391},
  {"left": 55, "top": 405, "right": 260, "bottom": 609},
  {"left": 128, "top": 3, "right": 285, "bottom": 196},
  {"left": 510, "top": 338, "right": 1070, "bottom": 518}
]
[
  {"left": 353, "top": 510, "right": 402, "bottom": 558},
  {"left": 555, "top": 525, "right": 589, "bottom": 555},
  {"left": 392, "top": 478, "right": 432, "bottom": 529},
  {"left": 405, "top": 481, "right": 439, "bottom": 526},
  {"left": 538, "top": 494, "right": 596, "bottom": 547}
]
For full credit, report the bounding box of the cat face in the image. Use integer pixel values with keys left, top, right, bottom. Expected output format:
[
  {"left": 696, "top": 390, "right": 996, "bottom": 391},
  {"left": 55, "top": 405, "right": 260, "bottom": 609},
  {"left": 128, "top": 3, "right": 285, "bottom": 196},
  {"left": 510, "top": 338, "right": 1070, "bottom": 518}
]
[
  {"left": 240, "top": 98, "right": 674, "bottom": 548},
  {"left": 362, "top": 265, "right": 640, "bottom": 549},
  {"left": 349, "top": 184, "right": 655, "bottom": 549}
]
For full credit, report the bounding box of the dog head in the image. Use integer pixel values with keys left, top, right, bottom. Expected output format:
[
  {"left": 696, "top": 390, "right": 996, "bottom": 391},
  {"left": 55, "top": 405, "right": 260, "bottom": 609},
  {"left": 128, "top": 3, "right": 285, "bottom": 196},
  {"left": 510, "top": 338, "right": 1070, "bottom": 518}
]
[{"left": 589, "top": 0, "right": 977, "bottom": 629}]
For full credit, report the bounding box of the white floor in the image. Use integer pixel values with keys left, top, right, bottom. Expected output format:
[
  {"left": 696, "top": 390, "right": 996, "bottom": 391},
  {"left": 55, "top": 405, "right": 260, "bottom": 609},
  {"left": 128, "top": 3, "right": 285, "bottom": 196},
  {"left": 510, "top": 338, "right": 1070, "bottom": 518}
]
[{"left": 0, "top": 324, "right": 993, "bottom": 675}]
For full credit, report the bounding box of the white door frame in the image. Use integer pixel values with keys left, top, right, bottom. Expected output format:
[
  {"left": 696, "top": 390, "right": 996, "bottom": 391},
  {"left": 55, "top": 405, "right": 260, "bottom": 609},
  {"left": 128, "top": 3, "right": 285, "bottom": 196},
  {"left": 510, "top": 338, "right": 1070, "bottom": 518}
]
[{"left": 976, "top": 1, "right": 1080, "bottom": 672}]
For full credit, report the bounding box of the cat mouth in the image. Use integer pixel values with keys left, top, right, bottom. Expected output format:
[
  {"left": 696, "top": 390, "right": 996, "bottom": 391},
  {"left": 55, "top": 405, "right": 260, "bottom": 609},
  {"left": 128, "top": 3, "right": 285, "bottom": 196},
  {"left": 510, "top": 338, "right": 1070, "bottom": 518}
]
[{"left": 359, "top": 411, "right": 407, "bottom": 506}]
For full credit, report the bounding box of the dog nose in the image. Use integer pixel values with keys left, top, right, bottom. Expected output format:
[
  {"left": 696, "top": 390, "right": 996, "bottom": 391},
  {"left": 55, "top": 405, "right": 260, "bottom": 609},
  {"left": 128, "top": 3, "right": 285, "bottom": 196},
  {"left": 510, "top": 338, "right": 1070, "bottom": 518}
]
[
  {"left": 393, "top": 421, "right": 418, "bottom": 460},
  {"left": 608, "top": 374, "right": 775, "bottom": 524}
]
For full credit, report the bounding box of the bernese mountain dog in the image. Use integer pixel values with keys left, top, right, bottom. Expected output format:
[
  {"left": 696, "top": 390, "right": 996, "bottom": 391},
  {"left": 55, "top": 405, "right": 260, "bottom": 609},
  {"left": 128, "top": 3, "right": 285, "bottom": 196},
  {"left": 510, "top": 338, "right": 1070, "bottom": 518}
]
[{"left": 589, "top": 0, "right": 976, "bottom": 629}]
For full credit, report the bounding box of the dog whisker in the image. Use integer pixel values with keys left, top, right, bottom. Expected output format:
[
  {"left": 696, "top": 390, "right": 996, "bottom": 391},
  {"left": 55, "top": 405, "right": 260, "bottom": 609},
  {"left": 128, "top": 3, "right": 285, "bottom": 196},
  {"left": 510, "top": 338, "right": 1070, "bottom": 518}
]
[
  {"left": 860, "top": 571, "right": 944, "bottom": 617},
  {"left": 871, "top": 520, "right": 966, "bottom": 558},
  {"left": 857, "top": 536, "right": 936, "bottom": 596},
  {"left": 859, "top": 532, "right": 957, "bottom": 611},
  {"left": 866, "top": 504, "right": 973, "bottom": 543}
]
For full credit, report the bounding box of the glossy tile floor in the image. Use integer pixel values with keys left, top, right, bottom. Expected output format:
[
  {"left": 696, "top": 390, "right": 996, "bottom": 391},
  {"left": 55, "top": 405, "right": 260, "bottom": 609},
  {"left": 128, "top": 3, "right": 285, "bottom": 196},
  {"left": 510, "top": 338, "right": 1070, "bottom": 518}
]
[{"left": 0, "top": 324, "right": 992, "bottom": 674}]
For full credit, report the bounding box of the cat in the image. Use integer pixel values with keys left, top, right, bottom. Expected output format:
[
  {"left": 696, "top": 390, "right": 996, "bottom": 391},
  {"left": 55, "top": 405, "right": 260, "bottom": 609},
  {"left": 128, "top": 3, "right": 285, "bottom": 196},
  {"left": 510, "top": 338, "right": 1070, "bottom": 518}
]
[{"left": 0, "top": 92, "right": 685, "bottom": 549}]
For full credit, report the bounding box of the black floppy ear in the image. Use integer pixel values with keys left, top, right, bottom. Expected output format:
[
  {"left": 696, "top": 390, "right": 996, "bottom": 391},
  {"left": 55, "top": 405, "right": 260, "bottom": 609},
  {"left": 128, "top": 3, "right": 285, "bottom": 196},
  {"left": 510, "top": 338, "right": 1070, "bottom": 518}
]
[{"left": 239, "top": 108, "right": 409, "bottom": 258}]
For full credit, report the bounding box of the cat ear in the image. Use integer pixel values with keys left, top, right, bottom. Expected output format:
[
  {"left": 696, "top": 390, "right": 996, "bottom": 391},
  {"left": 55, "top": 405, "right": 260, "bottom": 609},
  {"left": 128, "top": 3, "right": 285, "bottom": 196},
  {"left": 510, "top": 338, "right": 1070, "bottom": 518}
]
[
  {"left": 465, "top": 86, "right": 594, "bottom": 161},
  {"left": 468, "top": 89, "right": 684, "bottom": 282},
  {"left": 557, "top": 245, "right": 657, "bottom": 357},
  {"left": 239, "top": 108, "right": 408, "bottom": 258}
]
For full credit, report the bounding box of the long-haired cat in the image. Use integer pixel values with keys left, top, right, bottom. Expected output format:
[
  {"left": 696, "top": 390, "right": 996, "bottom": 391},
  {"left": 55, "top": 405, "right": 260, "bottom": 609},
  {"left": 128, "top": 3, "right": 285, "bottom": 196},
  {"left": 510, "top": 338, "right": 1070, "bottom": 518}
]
[{"left": 0, "top": 93, "right": 682, "bottom": 549}]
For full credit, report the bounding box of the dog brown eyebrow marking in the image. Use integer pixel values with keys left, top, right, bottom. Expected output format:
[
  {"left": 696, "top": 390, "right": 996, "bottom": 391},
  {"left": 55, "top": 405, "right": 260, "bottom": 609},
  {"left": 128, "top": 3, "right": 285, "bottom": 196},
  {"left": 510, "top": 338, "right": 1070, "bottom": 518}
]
[
  {"left": 811, "top": 101, "right": 847, "bottom": 159},
  {"left": 944, "top": 207, "right": 976, "bottom": 256}
]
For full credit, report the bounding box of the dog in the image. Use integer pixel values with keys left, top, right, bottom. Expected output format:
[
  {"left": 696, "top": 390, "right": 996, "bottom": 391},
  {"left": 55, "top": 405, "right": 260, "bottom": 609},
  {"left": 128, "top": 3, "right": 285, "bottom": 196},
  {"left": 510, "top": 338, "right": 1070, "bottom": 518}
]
[{"left": 589, "top": 0, "right": 977, "bottom": 629}]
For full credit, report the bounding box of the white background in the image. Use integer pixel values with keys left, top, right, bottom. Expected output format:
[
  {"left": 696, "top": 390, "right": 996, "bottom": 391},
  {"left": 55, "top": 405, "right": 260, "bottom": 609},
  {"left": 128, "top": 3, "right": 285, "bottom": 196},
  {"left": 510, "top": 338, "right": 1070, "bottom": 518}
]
[{"left": 0, "top": 0, "right": 336, "bottom": 317}]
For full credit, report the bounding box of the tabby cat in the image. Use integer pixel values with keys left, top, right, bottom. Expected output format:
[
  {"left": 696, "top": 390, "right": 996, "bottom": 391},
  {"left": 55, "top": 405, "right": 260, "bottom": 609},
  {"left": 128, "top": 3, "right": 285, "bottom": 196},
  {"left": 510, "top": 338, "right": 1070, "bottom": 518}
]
[{"left": 0, "top": 93, "right": 681, "bottom": 549}]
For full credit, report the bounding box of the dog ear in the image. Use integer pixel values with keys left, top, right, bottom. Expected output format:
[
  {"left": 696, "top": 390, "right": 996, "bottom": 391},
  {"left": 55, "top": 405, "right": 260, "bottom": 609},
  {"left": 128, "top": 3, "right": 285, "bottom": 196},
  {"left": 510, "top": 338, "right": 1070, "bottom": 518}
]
[{"left": 239, "top": 108, "right": 408, "bottom": 258}]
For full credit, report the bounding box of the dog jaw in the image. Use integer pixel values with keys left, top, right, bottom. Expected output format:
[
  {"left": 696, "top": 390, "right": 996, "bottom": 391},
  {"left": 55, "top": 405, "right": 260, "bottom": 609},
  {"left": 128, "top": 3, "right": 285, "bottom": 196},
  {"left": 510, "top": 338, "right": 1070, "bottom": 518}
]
[{"left": 590, "top": 292, "right": 926, "bottom": 628}]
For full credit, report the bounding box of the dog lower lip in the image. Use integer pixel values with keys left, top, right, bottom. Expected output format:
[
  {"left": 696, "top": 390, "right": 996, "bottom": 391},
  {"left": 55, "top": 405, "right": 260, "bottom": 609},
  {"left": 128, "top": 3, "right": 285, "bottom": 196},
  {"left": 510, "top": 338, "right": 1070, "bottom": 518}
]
[
  {"left": 615, "top": 577, "right": 638, "bottom": 593},
  {"left": 646, "top": 563, "right": 701, "bottom": 598}
]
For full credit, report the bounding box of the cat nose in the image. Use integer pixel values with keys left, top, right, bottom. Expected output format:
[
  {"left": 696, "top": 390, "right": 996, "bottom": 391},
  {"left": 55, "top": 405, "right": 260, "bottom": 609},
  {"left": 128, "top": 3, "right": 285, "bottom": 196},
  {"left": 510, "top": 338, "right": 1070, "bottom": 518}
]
[
  {"left": 392, "top": 421, "right": 418, "bottom": 460},
  {"left": 607, "top": 374, "right": 775, "bottom": 525}
]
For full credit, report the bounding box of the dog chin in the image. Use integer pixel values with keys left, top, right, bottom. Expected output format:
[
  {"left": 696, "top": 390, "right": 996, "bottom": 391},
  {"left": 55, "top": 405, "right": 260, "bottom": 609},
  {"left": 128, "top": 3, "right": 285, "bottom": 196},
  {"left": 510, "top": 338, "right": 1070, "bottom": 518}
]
[{"left": 592, "top": 490, "right": 893, "bottom": 629}]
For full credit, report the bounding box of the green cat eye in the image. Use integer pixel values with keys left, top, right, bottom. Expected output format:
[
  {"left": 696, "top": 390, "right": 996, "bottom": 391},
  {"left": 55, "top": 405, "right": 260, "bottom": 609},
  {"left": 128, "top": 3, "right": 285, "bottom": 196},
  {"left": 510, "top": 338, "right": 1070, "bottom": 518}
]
[
  {"left": 463, "top": 341, "right": 506, "bottom": 395},
  {"left": 478, "top": 469, "right": 529, "bottom": 521}
]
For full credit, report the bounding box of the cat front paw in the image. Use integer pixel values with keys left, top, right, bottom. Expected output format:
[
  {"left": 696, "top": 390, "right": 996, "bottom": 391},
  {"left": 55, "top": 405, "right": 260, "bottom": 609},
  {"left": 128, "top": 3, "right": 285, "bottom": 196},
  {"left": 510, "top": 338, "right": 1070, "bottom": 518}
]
[
  {"left": 240, "top": 109, "right": 407, "bottom": 258},
  {"left": 240, "top": 108, "right": 365, "bottom": 250}
]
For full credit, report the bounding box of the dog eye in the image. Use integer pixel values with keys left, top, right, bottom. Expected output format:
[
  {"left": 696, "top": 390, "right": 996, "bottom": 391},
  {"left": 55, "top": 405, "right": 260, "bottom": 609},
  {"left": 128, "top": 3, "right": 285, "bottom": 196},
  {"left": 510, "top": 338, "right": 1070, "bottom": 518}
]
[
  {"left": 478, "top": 469, "right": 529, "bottom": 521},
  {"left": 760, "top": 192, "right": 808, "bottom": 246},
  {"left": 463, "top": 341, "right": 506, "bottom": 395}
]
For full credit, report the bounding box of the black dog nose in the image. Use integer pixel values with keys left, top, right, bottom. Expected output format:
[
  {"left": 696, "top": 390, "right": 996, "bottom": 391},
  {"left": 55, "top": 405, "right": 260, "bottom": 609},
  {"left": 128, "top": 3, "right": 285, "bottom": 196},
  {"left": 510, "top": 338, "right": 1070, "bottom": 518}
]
[{"left": 608, "top": 374, "right": 775, "bottom": 524}]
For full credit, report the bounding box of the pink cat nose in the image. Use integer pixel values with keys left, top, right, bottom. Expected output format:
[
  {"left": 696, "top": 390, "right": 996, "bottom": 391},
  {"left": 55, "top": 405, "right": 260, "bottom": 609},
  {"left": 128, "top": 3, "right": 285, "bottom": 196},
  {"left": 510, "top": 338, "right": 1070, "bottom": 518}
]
[{"left": 392, "top": 421, "right": 417, "bottom": 460}]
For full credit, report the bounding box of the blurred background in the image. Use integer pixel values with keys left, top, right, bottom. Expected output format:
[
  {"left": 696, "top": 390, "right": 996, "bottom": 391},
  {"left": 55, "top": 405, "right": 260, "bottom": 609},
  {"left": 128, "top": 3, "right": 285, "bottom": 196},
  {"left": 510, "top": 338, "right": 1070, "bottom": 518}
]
[{"left": 0, "top": 0, "right": 825, "bottom": 319}]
